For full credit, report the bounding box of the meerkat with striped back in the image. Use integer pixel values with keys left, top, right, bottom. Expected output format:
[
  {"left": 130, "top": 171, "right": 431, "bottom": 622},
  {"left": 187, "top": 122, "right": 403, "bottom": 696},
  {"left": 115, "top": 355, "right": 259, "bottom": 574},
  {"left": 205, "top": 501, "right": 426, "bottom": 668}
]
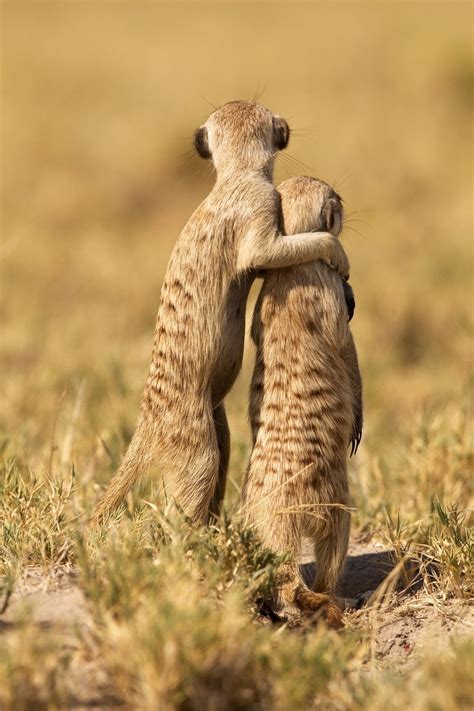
[{"left": 242, "top": 176, "right": 363, "bottom": 627}]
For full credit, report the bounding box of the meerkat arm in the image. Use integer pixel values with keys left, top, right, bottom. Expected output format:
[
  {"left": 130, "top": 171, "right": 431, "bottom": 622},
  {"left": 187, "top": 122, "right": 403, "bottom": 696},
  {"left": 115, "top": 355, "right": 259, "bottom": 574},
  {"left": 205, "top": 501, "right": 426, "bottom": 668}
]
[
  {"left": 237, "top": 228, "right": 350, "bottom": 279},
  {"left": 342, "top": 333, "right": 363, "bottom": 455}
]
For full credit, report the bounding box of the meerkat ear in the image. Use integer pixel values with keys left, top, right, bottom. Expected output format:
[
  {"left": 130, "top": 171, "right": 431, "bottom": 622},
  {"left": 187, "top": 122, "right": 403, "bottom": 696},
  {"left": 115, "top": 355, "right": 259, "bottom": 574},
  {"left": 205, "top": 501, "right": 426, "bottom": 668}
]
[
  {"left": 325, "top": 198, "right": 342, "bottom": 235},
  {"left": 272, "top": 116, "right": 290, "bottom": 150},
  {"left": 325, "top": 201, "right": 335, "bottom": 232},
  {"left": 193, "top": 126, "right": 211, "bottom": 159}
]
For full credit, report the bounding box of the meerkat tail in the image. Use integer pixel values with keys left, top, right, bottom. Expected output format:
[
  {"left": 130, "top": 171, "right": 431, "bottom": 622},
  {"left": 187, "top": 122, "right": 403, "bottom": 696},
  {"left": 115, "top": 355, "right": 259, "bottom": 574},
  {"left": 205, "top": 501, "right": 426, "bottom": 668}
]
[{"left": 90, "top": 414, "right": 158, "bottom": 525}]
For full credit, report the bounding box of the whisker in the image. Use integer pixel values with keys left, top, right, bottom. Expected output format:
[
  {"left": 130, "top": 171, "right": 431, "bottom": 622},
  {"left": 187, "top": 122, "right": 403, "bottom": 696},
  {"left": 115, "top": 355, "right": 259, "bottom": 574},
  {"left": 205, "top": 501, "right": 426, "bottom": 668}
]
[
  {"left": 344, "top": 207, "right": 374, "bottom": 217},
  {"left": 342, "top": 225, "right": 366, "bottom": 240},
  {"left": 175, "top": 150, "right": 199, "bottom": 171},
  {"left": 275, "top": 161, "right": 294, "bottom": 181},
  {"left": 332, "top": 168, "right": 356, "bottom": 192},
  {"left": 176, "top": 147, "right": 195, "bottom": 159},
  {"left": 277, "top": 157, "right": 302, "bottom": 179},
  {"left": 290, "top": 126, "right": 315, "bottom": 139},
  {"left": 200, "top": 95, "right": 218, "bottom": 110},
  {"left": 252, "top": 82, "right": 267, "bottom": 103},
  {"left": 279, "top": 152, "right": 314, "bottom": 174},
  {"left": 343, "top": 217, "right": 371, "bottom": 228}
]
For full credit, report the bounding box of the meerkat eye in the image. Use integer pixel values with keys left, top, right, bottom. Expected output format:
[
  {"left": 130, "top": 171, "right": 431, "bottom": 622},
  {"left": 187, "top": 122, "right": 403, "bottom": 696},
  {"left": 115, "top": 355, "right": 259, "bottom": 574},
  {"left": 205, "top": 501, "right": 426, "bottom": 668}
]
[
  {"left": 272, "top": 116, "right": 290, "bottom": 150},
  {"left": 193, "top": 126, "right": 211, "bottom": 159}
]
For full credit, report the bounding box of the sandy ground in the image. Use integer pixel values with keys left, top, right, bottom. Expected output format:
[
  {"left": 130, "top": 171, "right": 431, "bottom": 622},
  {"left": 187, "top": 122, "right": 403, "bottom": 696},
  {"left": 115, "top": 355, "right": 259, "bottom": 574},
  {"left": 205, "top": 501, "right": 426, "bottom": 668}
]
[
  {"left": 1, "top": 567, "right": 119, "bottom": 709},
  {"left": 2, "top": 542, "right": 472, "bottom": 709}
]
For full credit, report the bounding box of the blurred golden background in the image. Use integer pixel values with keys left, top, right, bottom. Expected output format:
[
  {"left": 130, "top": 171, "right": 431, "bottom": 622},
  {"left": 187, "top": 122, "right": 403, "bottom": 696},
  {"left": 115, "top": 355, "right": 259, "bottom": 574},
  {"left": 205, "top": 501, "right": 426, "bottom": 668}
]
[{"left": 2, "top": 1, "right": 472, "bottom": 490}]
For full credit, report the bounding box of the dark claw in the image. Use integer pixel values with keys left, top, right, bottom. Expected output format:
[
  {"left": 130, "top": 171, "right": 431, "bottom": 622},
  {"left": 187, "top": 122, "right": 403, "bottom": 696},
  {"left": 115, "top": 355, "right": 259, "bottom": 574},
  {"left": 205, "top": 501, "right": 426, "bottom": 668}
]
[
  {"left": 355, "top": 432, "right": 362, "bottom": 455},
  {"left": 349, "top": 430, "right": 362, "bottom": 457},
  {"left": 258, "top": 600, "right": 282, "bottom": 623},
  {"left": 342, "top": 280, "right": 355, "bottom": 322}
]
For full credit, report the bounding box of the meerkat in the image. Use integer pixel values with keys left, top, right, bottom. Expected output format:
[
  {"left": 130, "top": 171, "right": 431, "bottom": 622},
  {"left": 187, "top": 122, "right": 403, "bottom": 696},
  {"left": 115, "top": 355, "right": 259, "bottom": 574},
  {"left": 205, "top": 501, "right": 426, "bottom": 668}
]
[
  {"left": 242, "top": 176, "right": 363, "bottom": 627},
  {"left": 91, "top": 102, "right": 350, "bottom": 525}
]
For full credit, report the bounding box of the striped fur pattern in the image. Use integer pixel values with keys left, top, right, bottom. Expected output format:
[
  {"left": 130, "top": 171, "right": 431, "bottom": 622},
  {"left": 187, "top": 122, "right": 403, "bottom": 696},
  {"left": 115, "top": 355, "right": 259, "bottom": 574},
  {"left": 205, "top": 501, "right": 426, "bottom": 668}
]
[
  {"left": 91, "top": 103, "right": 350, "bottom": 525},
  {"left": 242, "top": 177, "right": 363, "bottom": 627}
]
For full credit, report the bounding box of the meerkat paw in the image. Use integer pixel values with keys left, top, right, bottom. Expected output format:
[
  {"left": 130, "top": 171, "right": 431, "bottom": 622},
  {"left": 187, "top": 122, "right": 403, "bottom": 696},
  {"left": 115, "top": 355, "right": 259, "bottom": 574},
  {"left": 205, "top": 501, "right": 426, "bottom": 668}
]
[
  {"left": 293, "top": 587, "right": 344, "bottom": 629},
  {"left": 320, "top": 600, "right": 344, "bottom": 629},
  {"left": 263, "top": 599, "right": 344, "bottom": 629},
  {"left": 327, "top": 238, "right": 350, "bottom": 281}
]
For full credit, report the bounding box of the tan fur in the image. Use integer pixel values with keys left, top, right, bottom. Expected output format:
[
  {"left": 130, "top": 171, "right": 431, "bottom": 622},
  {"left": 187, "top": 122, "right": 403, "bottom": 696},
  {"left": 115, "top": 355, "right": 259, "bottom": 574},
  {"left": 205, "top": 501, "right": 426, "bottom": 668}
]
[
  {"left": 242, "top": 176, "right": 363, "bottom": 627},
  {"left": 91, "top": 103, "right": 350, "bottom": 525}
]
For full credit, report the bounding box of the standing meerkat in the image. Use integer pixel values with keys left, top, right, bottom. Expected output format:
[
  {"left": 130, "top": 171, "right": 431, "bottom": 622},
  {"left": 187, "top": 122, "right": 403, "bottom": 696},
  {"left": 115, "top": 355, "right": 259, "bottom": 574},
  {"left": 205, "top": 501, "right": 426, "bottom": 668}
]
[
  {"left": 242, "top": 176, "right": 363, "bottom": 627},
  {"left": 91, "top": 102, "right": 350, "bottom": 525}
]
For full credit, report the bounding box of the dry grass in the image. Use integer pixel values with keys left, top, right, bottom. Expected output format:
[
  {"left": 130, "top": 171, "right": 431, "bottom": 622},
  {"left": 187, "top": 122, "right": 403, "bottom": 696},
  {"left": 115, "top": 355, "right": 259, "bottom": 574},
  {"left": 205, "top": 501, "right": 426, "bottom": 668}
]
[{"left": 1, "top": 2, "right": 473, "bottom": 709}]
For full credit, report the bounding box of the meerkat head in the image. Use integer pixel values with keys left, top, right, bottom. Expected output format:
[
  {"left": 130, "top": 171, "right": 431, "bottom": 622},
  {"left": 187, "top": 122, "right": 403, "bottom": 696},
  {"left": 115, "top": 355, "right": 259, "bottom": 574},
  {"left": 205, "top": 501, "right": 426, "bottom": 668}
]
[
  {"left": 278, "top": 176, "right": 343, "bottom": 237},
  {"left": 193, "top": 101, "right": 290, "bottom": 175}
]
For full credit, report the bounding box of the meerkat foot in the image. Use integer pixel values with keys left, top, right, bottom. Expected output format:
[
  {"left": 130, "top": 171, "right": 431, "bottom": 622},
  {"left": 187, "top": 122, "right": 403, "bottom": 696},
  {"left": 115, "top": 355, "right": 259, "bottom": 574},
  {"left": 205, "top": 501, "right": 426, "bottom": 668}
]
[{"left": 292, "top": 587, "right": 344, "bottom": 629}]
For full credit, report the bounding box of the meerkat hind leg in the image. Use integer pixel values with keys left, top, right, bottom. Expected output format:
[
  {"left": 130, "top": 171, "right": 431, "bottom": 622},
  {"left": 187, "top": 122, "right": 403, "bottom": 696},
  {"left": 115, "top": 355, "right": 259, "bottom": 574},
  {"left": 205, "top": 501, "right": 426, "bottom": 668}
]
[
  {"left": 255, "top": 511, "right": 343, "bottom": 628},
  {"left": 169, "top": 404, "right": 220, "bottom": 525},
  {"left": 311, "top": 505, "right": 351, "bottom": 613}
]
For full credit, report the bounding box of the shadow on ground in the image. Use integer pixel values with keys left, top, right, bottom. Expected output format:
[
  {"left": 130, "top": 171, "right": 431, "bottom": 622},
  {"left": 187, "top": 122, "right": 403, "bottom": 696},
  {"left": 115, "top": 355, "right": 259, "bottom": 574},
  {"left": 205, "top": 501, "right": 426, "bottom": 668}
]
[{"left": 300, "top": 546, "right": 398, "bottom": 599}]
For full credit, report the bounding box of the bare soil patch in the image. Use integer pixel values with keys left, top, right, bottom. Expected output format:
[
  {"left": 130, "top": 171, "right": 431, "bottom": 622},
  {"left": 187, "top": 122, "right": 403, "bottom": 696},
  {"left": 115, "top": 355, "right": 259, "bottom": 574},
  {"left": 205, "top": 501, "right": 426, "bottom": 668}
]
[
  {"left": 302, "top": 539, "right": 473, "bottom": 664},
  {"left": 1, "top": 568, "right": 120, "bottom": 709}
]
